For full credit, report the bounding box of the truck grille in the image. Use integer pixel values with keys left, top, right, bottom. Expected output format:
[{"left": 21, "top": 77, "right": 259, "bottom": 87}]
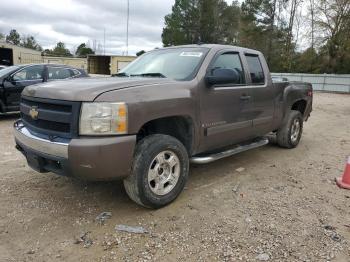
[{"left": 20, "top": 96, "right": 81, "bottom": 139}]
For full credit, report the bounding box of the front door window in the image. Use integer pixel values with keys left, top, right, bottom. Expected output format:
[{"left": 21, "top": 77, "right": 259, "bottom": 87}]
[{"left": 12, "top": 65, "right": 44, "bottom": 82}]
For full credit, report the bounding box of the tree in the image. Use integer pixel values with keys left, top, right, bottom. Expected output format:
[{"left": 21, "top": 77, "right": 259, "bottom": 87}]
[
  {"left": 240, "top": 0, "right": 290, "bottom": 71},
  {"left": 6, "top": 29, "right": 21, "bottom": 45},
  {"left": 162, "top": 0, "right": 241, "bottom": 46},
  {"left": 314, "top": 0, "right": 350, "bottom": 73},
  {"left": 161, "top": 0, "right": 350, "bottom": 73},
  {"left": 283, "top": 0, "right": 303, "bottom": 71},
  {"left": 136, "top": 50, "right": 146, "bottom": 56},
  {"left": 3, "top": 30, "right": 42, "bottom": 51},
  {"left": 219, "top": 2, "right": 241, "bottom": 45},
  {"left": 75, "top": 43, "right": 95, "bottom": 57},
  {"left": 199, "top": 0, "right": 240, "bottom": 44},
  {"left": 21, "top": 35, "right": 42, "bottom": 51},
  {"left": 293, "top": 48, "right": 320, "bottom": 73},
  {"left": 45, "top": 42, "right": 72, "bottom": 57},
  {"left": 162, "top": 0, "right": 201, "bottom": 46},
  {"left": 0, "top": 33, "right": 4, "bottom": 40},
  {"left": 200, "top": 0, "right": 223, "bottom": 43}
]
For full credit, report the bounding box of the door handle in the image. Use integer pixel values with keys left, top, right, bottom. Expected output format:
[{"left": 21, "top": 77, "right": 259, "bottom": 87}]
[{"left": 240, "top": 95, "right": 251, "bottom": 101}]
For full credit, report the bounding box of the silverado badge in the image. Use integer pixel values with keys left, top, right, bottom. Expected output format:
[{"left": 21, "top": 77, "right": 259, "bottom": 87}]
[{"left": 29, "top": 106, "right": 39, "bottom": 120}]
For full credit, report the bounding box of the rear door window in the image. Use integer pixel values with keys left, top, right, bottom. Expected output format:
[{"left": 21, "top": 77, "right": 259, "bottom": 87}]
[
  {"left": 70, "top": 69, "right": 81, "bottom": 77},
  {"left": 245, "top": 55, "right": 265, "bottom": 85},
  {"left": 48, "top": 67, "right": 73, "bottom": 80}
]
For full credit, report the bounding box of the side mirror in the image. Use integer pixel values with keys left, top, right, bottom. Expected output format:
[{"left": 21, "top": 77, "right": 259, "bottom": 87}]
[
  {"left": 205, "top": 68, "right": 240, "bottom": 86},
  {"left": 7, "top": 76, "right": 16, "bottom": 85},
  {"left": 2, "top": 76, "right": 12, "bottom": 86}
]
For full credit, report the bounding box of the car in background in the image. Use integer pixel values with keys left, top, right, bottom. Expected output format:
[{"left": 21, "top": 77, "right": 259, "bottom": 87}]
[
  {"left": 0, "top": 64, "right": 88, "bottom": 113},
  {"left": 0, "top": 65, "right": 7, "bottom": 70}
]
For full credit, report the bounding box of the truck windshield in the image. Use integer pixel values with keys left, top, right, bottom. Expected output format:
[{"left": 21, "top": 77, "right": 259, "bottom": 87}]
[
  {"left": 0, "top": 66, "right": 19, "bottom": 78},
  {"left": 118, "top": 47, "right": 208, "bottom": 81}
]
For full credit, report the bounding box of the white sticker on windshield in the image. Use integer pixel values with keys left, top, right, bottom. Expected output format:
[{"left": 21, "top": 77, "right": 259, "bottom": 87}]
[{"left": 180, "top": 52, "right": 203, "bottom": 57}]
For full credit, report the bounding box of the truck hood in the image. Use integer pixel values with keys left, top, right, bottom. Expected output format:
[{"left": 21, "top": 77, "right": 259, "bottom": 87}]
[{"left": 22, "top": 77, "right": 176, "bottom": 101}]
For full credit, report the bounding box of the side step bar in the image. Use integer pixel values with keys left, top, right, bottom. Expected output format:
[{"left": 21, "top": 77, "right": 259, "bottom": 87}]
[{"left": 190, "top": 137, "right": 269, "bottom": 164}]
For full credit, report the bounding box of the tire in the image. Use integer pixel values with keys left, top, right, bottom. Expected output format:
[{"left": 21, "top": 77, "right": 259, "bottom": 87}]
[
  {"left": 277, "top": 110, "right": 303, "bottom": 148},
  {"left": 123, "top": 134, "right": 189, "bottom": 209}
]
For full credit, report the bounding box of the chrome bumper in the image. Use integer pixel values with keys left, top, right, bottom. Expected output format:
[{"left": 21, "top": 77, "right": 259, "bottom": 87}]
[{"left": 14, "top": 120, "right": 69, "bottom": 158}]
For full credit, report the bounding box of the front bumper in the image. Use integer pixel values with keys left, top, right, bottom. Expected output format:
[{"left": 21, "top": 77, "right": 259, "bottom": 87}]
[{"left": 14, "top": 120, "right": 136, "bottom": 180}]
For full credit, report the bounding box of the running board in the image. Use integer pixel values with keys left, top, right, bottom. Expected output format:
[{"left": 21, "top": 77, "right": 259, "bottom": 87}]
[{"left": 190, "top": 138, "right": 269, "bottom": 164}]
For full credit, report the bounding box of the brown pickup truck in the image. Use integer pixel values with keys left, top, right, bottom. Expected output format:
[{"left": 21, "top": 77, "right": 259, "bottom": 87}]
[{"left": 14, "top": 44, "right": 312, "bottom": 208}]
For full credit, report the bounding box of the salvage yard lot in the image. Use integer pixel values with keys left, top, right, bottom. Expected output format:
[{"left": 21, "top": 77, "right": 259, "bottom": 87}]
[{"left": 0, "top": 92, "right": 349, "bottom": 261}]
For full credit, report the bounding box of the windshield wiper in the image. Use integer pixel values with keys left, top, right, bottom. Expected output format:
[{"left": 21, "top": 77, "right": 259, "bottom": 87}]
[
  {"left": 112, "top": 72, "right": 129, "bottom": 77},
  {"left": 130, "top": 73, "right": 166, "bottom": 78}
]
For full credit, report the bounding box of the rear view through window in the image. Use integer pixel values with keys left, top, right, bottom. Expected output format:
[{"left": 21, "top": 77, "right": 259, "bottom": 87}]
[
  {"left": 48, "top": 66, "right": 72, "bottom": 80},
  {"left": 245, "top": 55, "right": 265, "bottom": 85}
]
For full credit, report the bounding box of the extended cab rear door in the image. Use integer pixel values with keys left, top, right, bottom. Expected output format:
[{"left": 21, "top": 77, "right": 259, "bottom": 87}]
[{"left": 242, "top": 53, "right": 275, "bottom": 136}]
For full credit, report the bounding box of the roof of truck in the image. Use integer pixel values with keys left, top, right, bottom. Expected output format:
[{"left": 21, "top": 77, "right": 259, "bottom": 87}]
[
  {"left": 15, "top": 63, "right": 80, "bottom": 68},
  {"left": 160, "top": 44, "right": 262, "bottom": 55}
]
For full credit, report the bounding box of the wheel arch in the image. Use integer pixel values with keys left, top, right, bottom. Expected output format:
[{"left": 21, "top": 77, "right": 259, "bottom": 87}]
[
  {"left": 136, "top": 115, "right": 195, "bottom": 155},
  {"left": 291, "top": 99, "right": 307, "bottom": 116},
  {"left": 282, "top": 84, "right": 309, "bottom": 120}
]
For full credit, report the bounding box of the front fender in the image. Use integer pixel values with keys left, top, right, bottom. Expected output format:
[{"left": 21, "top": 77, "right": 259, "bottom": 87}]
[{"left": 95, "top": 82, "right": 199, "bottom": 136}]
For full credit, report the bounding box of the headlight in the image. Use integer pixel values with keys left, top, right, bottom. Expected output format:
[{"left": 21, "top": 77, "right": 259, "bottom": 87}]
[{"left": 79, "top": 102, "right": 128, "bottom": 135}]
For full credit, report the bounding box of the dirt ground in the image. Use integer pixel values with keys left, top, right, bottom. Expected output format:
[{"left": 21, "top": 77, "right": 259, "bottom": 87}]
[{"left": 0, "top": 92, "right": 350, "bottom": 262}]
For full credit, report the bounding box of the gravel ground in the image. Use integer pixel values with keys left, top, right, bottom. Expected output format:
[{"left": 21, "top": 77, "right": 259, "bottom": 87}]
[{"left": 0, "top": 92, "right": 350, "bottom": 262}]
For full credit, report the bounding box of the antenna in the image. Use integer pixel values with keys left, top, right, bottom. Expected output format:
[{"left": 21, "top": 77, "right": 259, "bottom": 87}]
[
  {"left": 126, "top": 0, "right": 129, "bottom": 55},
  {"left": 103, "top": 28, "right": 106, "bottom": 55}
]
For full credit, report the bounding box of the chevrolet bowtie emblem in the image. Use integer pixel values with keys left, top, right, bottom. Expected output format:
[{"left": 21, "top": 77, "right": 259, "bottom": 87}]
[{"left": 29, "top": 106, "right": 39, "bottom": 120}]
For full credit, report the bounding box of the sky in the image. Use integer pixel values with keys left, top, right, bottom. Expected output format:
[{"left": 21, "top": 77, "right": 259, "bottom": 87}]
[{"left": 0, "top": 0, "right": 235, "bottom": 56}]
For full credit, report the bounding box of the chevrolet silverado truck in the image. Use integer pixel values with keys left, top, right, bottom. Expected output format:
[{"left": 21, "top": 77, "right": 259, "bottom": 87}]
[{"left": 14, "top": 45, "right": 312, "bottom": 208}]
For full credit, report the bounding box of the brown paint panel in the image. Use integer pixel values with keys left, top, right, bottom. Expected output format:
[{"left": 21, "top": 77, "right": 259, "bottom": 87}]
[
  {"left": 253, "top": 116, "right": 273, "bottom": 126},
  {"left": 68, "top": 135, "right": 136, "bottom": 180},
  {"left": 206, "top": 120, "right": 252, "bottom": 136}
]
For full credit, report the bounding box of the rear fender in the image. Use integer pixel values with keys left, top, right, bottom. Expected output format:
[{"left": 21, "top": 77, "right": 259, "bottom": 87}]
[{"left": 282, "top": 84, "right": 310, "bottom": 121}]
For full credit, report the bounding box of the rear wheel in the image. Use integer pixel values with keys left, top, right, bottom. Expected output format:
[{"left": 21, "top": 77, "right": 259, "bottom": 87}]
[
  {"left": 123, "top": 134, "right": 189, "bottom": 208},
  {"left": 277, "top": 110, "right": 303, "bottom": 148}
]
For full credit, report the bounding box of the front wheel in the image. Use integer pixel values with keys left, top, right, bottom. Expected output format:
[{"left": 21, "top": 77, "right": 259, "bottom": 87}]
[
  {"left": 276, "top": 110, "right": 303, "bottom": 148},
  {"left": 124, "top": 134, "right": 189, "bottom": 208}
]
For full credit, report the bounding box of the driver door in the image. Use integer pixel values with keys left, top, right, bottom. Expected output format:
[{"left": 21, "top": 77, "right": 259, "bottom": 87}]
[
  {"left": 199, "top": 51, "right": 255, "bottom": 152},
  {"left": 3, "top": 65, "right": 45, "bottom": 107}
]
